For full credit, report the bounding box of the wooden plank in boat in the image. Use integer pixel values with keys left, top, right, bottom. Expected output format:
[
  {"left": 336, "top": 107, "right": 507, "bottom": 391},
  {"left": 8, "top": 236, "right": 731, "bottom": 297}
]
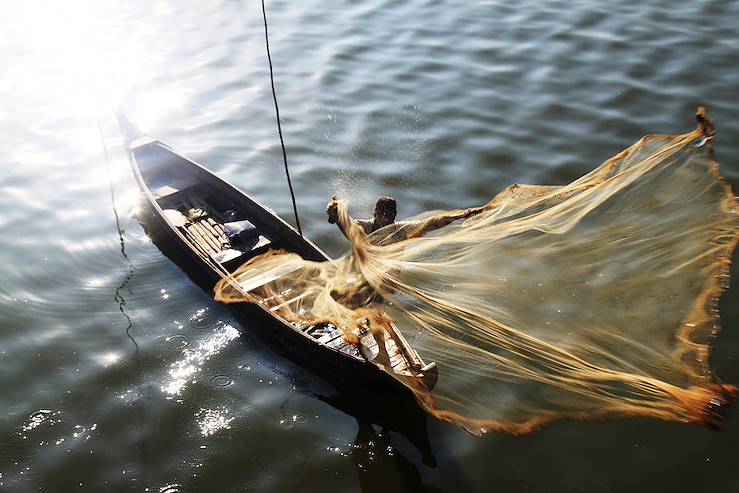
[
  {"left": 194, "top": 197, "right": 225, "bottom": 222},
  {"left": 192, "top": 222, "right": 221, "bottom": 252},
  {"left": 390, "top": 353, "right": 405, "bottom": 367},
  {"left": 185, "top": 224, "right": 217, "bottom": 255},
  {"left": 269, "top": 289, "right": 316, "bottom": 313},
  {"left": 195, "top": 227, "right": 219, "bottom": 255},
  {"left": 212, "top": 248, "right": 243, "bottom": 264},
  {"left": 336, "top": 342, "right": 360, "bottom": 357},
  {"left": 237, "top": 260, "right": 305, "bottom": 292},
  {"left": 180, "top": 227, "right": 211, "bottom": 259},
  {"left": 320, "top": 329, "right": 346, "bottom": 345},
  {"left": 326, "top": 335, "right": 351, "bottom": 350},
  {"left": 207, "top": 217, "right": 224, "bottom": 234},
  {"left": 200, "top": 219, "right": 221, "bottom": 241},
  {"left": 359, "top": 333, "right": 377, "bottom": 348}
]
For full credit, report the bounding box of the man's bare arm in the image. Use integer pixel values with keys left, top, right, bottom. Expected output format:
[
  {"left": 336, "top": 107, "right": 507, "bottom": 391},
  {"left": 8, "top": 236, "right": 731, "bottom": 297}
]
[
  {"left": 326, "top": 196, "right": 349, "bottom": 239},
  {"left": 327, "top": 196, "right": 372, "bottom": 240},
  {"left": 406, "top": 205, "right": 489, "bottom": 239}
]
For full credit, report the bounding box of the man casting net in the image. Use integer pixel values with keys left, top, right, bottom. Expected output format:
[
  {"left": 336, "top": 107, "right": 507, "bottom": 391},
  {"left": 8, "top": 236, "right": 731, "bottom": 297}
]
[{"left": 215, "top": 108, "right": 737, "bottom": 435}]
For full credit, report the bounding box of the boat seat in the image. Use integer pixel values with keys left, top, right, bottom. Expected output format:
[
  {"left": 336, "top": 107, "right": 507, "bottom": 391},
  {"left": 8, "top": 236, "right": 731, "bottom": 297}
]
[
  {"left": 236, "top": 259, "right": 304, "bottom": 292},
  {"left": 224, "top": 220, "right": 261, "bottom": 248},
  {"left": 152, "top": 175, "right": 200, "bottom": 199},
  {"left": 223, "top": 220, "right": 271, "bottom": 256}
]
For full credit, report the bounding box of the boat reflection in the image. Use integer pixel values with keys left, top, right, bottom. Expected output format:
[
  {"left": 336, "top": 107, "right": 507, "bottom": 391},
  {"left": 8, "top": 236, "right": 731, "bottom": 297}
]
[
  {"left": 134, "top": 196, "right": 447, "bottom": 487},
  {"left": 348, "top": 420, "right": 445, "bottom": 493},
  {"left": 315, "top": 386, "right": 436, "bottom": 469}
]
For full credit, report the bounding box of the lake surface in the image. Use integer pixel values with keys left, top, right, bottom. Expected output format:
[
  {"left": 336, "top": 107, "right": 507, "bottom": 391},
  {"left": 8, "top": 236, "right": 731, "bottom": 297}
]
[{"left": 2, "top": 0, "right": 739, "bottom": 491}]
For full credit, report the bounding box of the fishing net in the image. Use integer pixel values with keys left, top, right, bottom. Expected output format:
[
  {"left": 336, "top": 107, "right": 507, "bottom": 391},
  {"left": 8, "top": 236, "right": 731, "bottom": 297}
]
[{"left": 215, "top": 109, "right": 738, "bottom": 435}]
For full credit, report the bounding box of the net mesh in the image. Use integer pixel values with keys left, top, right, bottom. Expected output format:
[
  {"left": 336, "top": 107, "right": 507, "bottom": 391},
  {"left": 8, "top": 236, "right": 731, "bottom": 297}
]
[{"left": 215, "top": 109, "right": 738, "bottom": 435}]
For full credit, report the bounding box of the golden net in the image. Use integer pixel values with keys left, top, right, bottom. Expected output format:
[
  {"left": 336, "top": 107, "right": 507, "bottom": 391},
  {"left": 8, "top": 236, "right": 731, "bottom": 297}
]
[{"left": 215, "top": 109, "right": 737, "bottom": 435}]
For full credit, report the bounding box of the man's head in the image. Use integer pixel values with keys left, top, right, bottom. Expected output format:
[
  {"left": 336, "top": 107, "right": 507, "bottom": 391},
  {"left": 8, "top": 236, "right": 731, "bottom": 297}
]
[{"left": 373, "top": 196, "right": 397, "bottom": 228}]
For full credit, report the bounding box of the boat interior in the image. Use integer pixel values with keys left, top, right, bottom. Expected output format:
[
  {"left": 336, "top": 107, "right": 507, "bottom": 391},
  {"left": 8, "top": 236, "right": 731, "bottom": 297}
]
[
  {"left": 133, "top": 137, "right": 312, "bottom": 270},
  {"left": 155, "top": 181, "right": 274, "bottom": 272},
  {"left": 132, "top": 138, "right": 436, "bottom": 385}
]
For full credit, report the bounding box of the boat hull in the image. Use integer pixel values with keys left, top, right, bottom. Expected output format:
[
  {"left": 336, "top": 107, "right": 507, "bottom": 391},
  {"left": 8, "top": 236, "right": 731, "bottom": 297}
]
[
  {"left": 116, "top": 112, "right": 436, "bottom": 392},
  {"left": 135, "top": 194, "right": 412, "bottom": 390}
]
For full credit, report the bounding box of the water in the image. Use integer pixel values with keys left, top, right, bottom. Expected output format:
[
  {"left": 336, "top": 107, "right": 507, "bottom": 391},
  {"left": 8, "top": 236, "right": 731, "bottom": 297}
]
[{"left": 2, "top": 0, "right": 738, "bottom": 491}]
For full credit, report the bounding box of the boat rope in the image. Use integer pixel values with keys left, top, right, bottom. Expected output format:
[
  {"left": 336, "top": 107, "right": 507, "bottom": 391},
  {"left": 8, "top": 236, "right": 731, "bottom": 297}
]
[
  {"left": 98, "top": 115, "right": 138, "bottom": 354},
  {"left": 88, "top": 87, "right": 139, "bottom": 355},
  {"left": 261, "top": 0, "right": 303, "bottom": 236}
]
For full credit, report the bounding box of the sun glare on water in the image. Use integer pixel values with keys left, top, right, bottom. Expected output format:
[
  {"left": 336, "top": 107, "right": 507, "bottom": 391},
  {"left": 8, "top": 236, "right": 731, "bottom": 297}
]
[
  {"left": 5, "top": 0, "right": 186, "bottom": 138},
  {"left": 96, "top": 351, "right": 121, "bottom": 367}
]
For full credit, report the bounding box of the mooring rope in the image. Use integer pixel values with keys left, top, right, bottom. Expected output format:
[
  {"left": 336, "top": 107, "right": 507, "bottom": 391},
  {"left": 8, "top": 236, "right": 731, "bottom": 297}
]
[
  {"left": 85, "top": 84, "right": 139, "bottom": 355},
  {"left": 93, "top": 110, "right": 139, "bottom": 354},
  {"left": 261, "top": 0, "right": 303, "bottom": 236}
]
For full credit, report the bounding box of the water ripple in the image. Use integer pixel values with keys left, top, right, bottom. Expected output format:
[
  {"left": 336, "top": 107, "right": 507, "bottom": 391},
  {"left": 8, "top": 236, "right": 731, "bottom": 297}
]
[{"left": 1, "top": 0, "right": 739, "bottom": 491}]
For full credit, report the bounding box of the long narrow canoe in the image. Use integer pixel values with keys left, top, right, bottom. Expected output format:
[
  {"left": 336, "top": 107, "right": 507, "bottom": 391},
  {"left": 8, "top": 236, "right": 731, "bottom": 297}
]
[{"left": 117, "top": 113, "right": 437, "bottom": 390}]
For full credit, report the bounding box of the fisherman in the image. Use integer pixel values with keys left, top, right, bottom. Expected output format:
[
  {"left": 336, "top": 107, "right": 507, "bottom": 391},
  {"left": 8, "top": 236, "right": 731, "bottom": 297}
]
[
  {"left": 326, "top": 195, "right": 398, "bottom": 235},
  {"left": 326, "top": 194, "right": 491, "bottom": 367}
]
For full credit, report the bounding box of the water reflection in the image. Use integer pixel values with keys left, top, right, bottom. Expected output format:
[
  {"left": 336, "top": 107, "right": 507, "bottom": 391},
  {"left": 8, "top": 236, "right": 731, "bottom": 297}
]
[
  {"left": 162, "top": 324, "right": 239, "bottom": 396},
  {"left": 158, "top": 483, "right": 182, "bottom": 493},
  {"left": 20, "top": 410, "right": 59, "bottom": 434},
  {"left": 195, "top": 407, "right": 234, "bottom": 437},
  {"left": 6, "top": 0, "right": 191, "bottom": 181},
  {"left": 2, "top": 0, "right": 738, "bottom": 490},
  {"left": 95, "top": 351, "right": 122, "bottom": 367},
  {"left": 316, "top": 388, "right": 436, "bottom": 468},
  {"left": 350, "top": 421, "right": 444, "bottom": 493},
  {"left": 96, "top": 99, "right": 140, "bottom": 356}
]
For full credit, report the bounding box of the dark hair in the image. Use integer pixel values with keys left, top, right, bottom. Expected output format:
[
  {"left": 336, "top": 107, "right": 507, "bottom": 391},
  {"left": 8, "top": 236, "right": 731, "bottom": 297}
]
[{"left": 375, "top": 196, "right": 397, "bottom": 217}]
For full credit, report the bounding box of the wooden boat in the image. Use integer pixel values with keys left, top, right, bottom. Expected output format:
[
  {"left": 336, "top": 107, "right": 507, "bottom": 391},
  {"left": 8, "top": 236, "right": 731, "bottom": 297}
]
[{"left": 116, "top": 113, "right": 437, "bottom": 390}]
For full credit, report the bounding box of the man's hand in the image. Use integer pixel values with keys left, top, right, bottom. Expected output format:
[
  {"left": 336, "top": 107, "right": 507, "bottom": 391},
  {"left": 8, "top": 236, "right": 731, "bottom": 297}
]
[{"left": 326, "top": 196, "right": 339, "bottom": 224}]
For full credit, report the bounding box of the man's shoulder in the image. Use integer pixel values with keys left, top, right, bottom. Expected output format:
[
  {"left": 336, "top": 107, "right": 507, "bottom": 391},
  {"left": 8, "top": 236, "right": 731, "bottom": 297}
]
[{"left": 356, "top": 219, "right": 374, "bottom": 234}]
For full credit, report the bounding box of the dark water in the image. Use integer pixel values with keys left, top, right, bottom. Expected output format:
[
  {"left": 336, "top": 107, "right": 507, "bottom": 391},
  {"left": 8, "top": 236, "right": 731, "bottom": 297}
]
[{"left": 2, "top": 0, "right": 739, "bottom": 491}]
